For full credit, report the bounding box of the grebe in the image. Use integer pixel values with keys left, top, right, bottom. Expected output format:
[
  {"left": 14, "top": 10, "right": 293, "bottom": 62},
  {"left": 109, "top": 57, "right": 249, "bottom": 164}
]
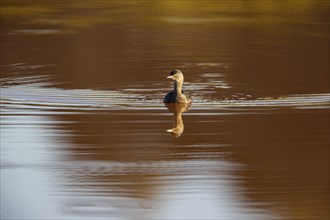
[{"left": 163, "top": 69, "right": 191, "bottom": 103}]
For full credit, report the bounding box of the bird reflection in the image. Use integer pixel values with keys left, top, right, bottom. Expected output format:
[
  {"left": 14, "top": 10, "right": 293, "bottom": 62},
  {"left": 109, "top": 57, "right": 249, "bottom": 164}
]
[{"left": 164, "top": 102, "right": 191, "bottom": 138}]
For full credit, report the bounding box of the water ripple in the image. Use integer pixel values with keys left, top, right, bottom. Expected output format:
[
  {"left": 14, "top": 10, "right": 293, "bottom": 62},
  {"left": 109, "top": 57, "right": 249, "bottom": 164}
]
[{"left": 1, "top": 75, "right": 329, "bottom": 111}]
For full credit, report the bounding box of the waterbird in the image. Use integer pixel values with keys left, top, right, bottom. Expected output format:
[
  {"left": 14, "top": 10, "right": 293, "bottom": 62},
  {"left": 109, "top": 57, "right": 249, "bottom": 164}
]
[{"left": 163, "top": 69, "right": 192, "bottom": 103}]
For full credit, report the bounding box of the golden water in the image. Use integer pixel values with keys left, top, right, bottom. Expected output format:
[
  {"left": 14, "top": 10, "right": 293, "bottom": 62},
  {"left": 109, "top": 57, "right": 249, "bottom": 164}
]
[{"left": 1, "top": 1, "right": 329, "bottom": 219}]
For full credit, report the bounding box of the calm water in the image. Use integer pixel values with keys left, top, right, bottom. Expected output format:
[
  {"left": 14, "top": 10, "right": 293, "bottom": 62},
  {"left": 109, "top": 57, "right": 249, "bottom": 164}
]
[{"left": 1, "top": 1, "right": 329, "bottom": 220}]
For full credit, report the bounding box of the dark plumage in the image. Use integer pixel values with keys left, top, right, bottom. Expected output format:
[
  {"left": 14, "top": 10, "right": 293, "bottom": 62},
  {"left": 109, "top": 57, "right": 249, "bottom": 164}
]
[{"left": 163, "top": 70, "right": 192, "bottom": 103}]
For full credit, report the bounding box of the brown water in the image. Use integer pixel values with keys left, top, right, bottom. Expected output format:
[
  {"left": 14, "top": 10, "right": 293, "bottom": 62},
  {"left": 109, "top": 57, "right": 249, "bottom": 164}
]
[{"left": 1, "top": 1, "right": 329, "bottom": 220}]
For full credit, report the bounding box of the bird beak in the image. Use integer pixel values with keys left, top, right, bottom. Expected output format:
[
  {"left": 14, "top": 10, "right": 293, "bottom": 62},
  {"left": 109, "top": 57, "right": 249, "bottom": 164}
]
[
  {"left": 166, "top": 75, "right": 173, "bottom": 79},
  {"left": 167, "top": 129, "right": 173, "bottom": 132}
]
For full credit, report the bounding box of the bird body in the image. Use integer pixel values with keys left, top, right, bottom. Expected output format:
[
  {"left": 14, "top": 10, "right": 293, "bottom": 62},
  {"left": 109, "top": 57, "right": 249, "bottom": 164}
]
[{"left": 163, "top": 70, "right": 191, "bottom": 104}]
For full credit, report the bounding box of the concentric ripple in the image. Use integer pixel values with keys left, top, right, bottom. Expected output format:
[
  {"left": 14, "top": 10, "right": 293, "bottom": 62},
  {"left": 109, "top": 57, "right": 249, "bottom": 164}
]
[{"left": 1, "top": 75, "right": 329, "bottom": 111}]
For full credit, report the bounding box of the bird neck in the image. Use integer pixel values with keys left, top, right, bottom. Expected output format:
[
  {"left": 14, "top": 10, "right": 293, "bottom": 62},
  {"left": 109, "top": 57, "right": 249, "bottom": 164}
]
[{"left": 174, "top": 81, "right": 183, "bottom": 94}]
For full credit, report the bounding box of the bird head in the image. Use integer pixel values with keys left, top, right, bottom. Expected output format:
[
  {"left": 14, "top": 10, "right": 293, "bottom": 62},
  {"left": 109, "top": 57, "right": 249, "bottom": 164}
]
[{"left": 166, "top": 69, "right": 184, "bottom": 82}]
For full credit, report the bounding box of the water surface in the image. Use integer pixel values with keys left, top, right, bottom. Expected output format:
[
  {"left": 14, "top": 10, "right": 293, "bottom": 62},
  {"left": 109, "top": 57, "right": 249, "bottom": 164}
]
[{"left": 1, "top": 1, "right": 329, "bottom": 220}]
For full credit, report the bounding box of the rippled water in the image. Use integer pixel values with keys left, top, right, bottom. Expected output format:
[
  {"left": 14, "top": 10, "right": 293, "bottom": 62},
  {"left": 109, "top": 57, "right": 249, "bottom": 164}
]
[
  {"left": 1, "top": 1, "right": 329, "bottom": 220},
  {"left": 1, "top": 74, "right": 329, "bottom": 110}
]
